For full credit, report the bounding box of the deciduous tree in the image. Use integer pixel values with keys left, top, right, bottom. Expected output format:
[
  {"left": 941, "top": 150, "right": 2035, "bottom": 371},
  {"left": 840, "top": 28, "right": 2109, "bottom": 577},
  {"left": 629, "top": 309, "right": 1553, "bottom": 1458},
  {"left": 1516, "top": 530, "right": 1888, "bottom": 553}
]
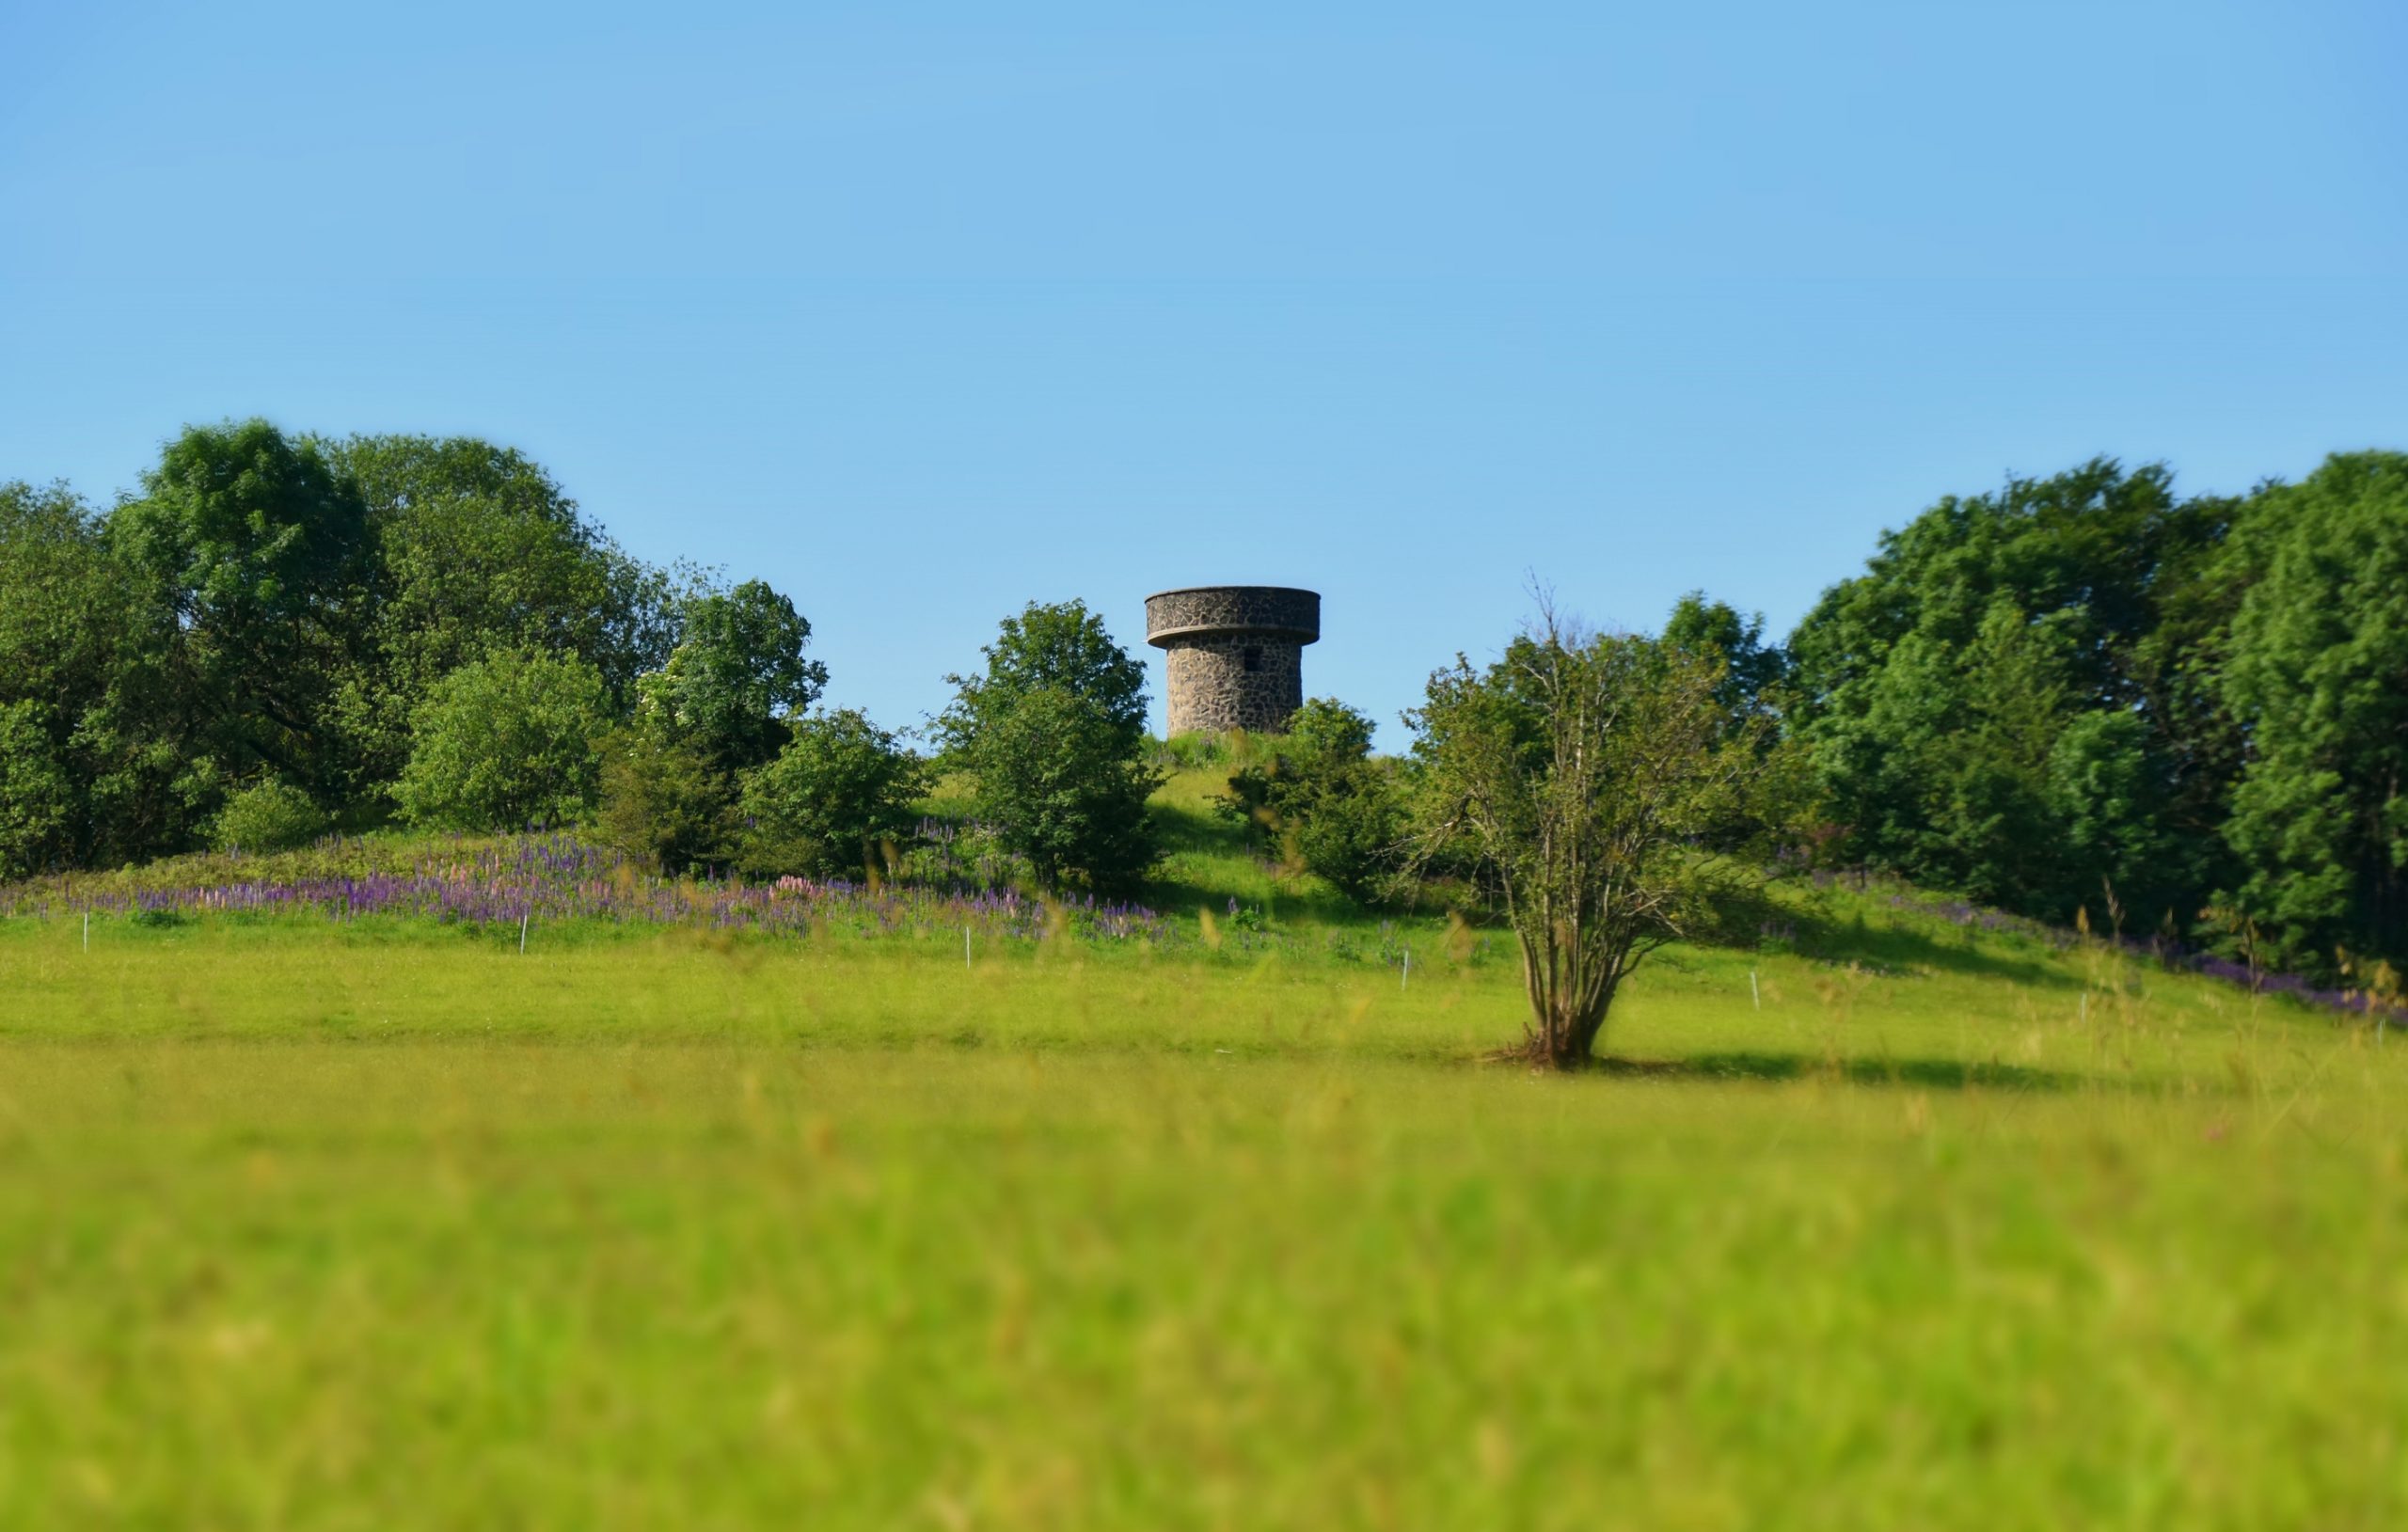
[
  {"left": 1219, "top": 697, "right": 1405, "bottom": 903},
  {"left": 110, "top": 420, "right": 372, "bottom": 798},
  {"left": 2219, "top": 451, "right": 2408, "bottom": 968},
  {"left": 395, "top": 649, "right": 610, "bottom": 830},
  {"left": 1409, "top": 607, "right": 1798, "bottom": 1068},
  {"left": 638, "top": 579, "right": 826, "bottom": 772},
  {"left": 736, "top": 709, "right": 927, "bottom": 878},
  {"left": 941, "top": 602, "right": 1160, "bottom": 892}
]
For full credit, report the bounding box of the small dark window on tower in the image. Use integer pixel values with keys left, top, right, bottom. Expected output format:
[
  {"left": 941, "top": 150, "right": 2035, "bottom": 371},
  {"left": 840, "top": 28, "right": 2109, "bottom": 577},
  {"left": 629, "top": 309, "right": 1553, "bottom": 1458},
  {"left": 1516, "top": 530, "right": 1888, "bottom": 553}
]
[{"left": 1243, "top": 646, "right": 1262, "bottom": 672}]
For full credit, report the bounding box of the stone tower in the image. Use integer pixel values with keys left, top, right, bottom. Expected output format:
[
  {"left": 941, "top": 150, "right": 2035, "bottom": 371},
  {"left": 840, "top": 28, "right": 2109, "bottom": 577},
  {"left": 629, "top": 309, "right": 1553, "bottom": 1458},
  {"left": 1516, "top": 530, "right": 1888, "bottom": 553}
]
[{"left": 1145, "top": 585, "right": 1321, "bottom": 735}]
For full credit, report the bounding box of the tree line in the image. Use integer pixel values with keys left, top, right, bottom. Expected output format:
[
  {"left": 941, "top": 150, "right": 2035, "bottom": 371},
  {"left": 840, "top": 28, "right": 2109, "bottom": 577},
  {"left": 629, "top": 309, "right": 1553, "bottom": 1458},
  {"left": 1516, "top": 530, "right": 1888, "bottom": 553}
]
[
  {"left": 1199, "top": 452, "right": 2408, "bottom": 995},
  {"left": 6, "top": 420, "right": 2406, "bottom": 1025},
  {"left": 0, "top": 420, "right": 1177, "bottom": 899},
  {"left": 1782, "top": 451, "right": 2408, "bottom": 980}
]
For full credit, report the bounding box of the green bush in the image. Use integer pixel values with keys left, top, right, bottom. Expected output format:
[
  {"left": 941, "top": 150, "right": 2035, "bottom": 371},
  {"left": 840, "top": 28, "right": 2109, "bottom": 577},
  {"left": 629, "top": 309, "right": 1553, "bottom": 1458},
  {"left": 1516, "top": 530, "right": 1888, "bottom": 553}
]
[
  {"left": 211, "top": 780, "right": 329, "bottom": 854},
  {"left": 941, "top": 602, "right": 1162, "bottom": 893},
  {"left": 1221, "top": 698, "right": 1406, "bottom": 904},
  {"left": 735, "top": 710, "right": 926, "bottom": 879},
  {"left": 972, "top": 687, "right": 1163, "bottom": 894},
  {"left": 395, "top": 649, "right": 610, "bottom": 831},
  {"left": 596, "top": 728, "right": 735, "bottom": 876}
]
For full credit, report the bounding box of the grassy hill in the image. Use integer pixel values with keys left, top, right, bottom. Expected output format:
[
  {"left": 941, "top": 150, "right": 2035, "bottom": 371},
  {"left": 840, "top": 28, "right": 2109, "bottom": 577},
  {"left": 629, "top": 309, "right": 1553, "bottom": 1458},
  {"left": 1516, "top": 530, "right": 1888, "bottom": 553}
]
[{"left": 1, "top": 769, "right": 2402, "bottom": 1526}]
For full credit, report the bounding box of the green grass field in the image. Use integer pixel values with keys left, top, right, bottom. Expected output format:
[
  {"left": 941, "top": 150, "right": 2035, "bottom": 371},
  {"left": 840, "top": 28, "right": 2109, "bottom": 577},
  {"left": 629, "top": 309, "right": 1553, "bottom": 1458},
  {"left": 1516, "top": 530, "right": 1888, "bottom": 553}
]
[{"left": 3, "top": 772, "right": 2403, "bottom": 1527}]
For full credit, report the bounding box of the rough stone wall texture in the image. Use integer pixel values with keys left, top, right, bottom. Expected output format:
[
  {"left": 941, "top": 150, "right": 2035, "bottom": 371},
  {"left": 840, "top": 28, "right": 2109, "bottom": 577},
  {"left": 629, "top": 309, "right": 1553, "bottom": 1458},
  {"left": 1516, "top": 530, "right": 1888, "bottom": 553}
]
[
  {"left": 1144, "top": 586, "right": 1319, "bottom": 644},
  {"left": 1163, "top": 637, "right": 1305, "bottom": 734},
  {"left": 1146, "top": 586, "right": 1321, "bottom": 735}
]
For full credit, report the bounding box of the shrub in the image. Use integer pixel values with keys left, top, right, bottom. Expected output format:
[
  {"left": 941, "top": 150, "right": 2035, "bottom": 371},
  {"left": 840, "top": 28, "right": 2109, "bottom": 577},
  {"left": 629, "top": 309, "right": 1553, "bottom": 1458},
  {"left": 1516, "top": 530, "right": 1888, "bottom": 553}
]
[
  {"left": 1220, "top": 698, "right": 1405, "bottom": 903},
  {"left": 596, "top": 728, "right": 735, "bottom": 875},
  {"left": 972, "top": 686, "right": 1163, "bottom": 894},
  {"left": 941, "top": 602, "right": 1162, "bottom": 892},
  {"left": 735, "top": 709, "right": 927, "bottom": 879},
  {"left": 395, "top": 649, "right": 610, "bottom": 830},
  {"left": 1409, "top": 611, "right": 1798, "bottom": 1067},
  {"left": 211, "top": 780, "right": 329, "bottom": 854}
]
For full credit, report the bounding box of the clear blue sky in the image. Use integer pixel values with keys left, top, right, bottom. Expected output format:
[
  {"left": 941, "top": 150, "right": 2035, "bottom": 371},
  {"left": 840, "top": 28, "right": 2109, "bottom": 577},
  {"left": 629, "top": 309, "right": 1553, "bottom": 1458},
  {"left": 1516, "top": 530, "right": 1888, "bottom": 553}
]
[{"left": 5, "top": 2, "right": 2402, "bottom": 746}]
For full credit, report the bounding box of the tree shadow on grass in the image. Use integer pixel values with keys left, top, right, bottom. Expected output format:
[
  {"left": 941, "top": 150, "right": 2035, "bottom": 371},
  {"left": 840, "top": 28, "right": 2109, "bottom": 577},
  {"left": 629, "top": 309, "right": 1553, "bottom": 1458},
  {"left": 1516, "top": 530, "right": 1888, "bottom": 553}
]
[
  {"left": 1790, "top": 918, "right": 2081, "bottom": 993},
  {"left": 1593, "top": 1050, "right": 2076, "bottom": 1093},
  {"left": 1140, "top": 798, "right": 1372, "bottom": 927}
]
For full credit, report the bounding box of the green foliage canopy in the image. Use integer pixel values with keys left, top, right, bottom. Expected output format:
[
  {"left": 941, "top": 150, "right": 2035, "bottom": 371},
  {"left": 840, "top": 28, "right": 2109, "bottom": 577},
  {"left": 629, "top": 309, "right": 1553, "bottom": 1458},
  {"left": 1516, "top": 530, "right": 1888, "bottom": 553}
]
[
  {"left": 326, "top": 434, "right": 695, "bottom": 787},
  {"left": 394, "top": 649, "right": 610, "bottom": 831},
  {"left": 1, "top": 479, "right": 206, "bottom": 867},
  {"left": 937, "top": 599, "right": 1149, "bottom": 759},
  {"left": 942, "top": 602, "right": 1160, "bottom": 893},
  {"left": 109, "top": 420, "right": 372, "bottom": 797},
  {"left": 736, "top": 710, "right": 927, "bottom": 879},
  {"left": 638, "top": 579, "right": 826, "bottom": 773},
  {"left": 1787, "top": 459, "right": 2238, "bottom": 925},
  {"left": 596, "top": 729, "right": 736, "bottom": 877},
  {"left": 1664, "top": 592, "right": 1790, "bottom": 726},
  {"left": 212, "top": 780, "right": 332, "bottom": 855},
  {"left": 0, "top": 700, "right": 76, "bottom": 880},
  {"left": 2218, "top": 451, "right": 2408, "bottom": 968}
]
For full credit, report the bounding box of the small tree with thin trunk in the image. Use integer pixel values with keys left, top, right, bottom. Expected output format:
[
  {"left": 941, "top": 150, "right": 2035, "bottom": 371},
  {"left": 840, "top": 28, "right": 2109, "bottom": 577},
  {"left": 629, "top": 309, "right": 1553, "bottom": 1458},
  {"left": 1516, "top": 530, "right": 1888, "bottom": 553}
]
[{"left": 1408, "top": 604, "right": 1798, "bottom": 1069}]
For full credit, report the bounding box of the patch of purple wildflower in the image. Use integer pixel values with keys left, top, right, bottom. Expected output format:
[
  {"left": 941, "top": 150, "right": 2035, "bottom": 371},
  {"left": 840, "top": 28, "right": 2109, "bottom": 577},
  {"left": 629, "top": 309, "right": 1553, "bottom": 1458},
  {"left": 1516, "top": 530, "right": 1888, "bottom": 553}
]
[{"left": 3, "top": 830, "right": 1169, "bottom": 947}]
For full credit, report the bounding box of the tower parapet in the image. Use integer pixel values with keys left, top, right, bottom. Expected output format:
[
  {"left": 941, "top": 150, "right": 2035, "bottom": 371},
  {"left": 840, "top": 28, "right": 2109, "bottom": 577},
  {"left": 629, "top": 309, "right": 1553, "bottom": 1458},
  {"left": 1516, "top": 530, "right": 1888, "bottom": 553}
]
[{"left": 1144, "top": 585, "right": 1320, "bottom": 735}]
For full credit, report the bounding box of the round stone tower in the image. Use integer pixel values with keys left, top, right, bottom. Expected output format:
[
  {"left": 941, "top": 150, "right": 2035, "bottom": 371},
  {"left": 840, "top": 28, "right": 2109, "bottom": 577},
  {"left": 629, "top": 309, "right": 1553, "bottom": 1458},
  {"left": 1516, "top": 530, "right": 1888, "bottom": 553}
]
[{"left": 1145, "top": 585, "right": 1321, "bottom": 735}]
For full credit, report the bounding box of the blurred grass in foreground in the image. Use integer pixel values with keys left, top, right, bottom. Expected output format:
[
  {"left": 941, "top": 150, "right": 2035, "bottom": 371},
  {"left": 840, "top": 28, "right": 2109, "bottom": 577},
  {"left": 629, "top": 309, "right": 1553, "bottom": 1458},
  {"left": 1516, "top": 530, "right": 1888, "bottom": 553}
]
[{"left": 0, "top": 1038, "right": 2401, "bottom": 1529}]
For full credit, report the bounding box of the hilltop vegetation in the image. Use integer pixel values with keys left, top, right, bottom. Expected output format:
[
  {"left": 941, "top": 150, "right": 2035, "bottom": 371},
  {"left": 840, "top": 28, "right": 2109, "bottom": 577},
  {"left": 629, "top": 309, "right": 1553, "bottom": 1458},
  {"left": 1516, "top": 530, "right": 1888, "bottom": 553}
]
[
  {"left": 8, "top": 421, "right": 2408, "bottom": 1035},
  {"left": 1787, "top": 452, "right": 2408, "bottom": 977}
]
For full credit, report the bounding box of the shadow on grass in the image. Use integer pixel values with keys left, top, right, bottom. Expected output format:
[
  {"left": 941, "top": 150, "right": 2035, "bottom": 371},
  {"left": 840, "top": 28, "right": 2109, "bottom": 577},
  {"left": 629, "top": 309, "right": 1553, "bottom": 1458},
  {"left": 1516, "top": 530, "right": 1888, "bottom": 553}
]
[
  {"left": 1140, "top": 798, "right": 1375, "bottom": 928},
  {"left": 1791, "top": 916, "right": 2080, "bottom": 993},
  {"left": 1593, "top": 1050, "right": 2076, "bottom": 1093}
]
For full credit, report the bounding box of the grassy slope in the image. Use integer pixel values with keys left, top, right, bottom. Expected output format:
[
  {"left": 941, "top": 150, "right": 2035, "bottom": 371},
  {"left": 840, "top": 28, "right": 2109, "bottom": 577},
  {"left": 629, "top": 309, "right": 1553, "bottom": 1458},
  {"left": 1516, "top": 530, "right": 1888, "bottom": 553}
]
[{"left": 1, "top": 769, "right": 2403, "bottom": 1527}]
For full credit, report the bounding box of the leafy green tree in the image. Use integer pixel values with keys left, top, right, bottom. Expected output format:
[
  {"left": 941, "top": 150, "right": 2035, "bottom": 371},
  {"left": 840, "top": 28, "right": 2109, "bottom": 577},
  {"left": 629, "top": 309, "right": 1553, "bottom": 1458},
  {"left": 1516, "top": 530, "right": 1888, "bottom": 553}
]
[
  {"left": 595, "top": 729, "right": 735, "bottom": 876},
  {"left": 0, "top": 483, "right": 118, "bottom": 706},
  {"left": 1664, "top": 592, "right": 1790, "bottom": 724},
  {"left": 2122, "top": 489, "right": 2260, "bottom": 874},
  {"left": 0, "top": 484, "right": 107, "bottom": 871},
  {"left": 394, "top": 649, "right": 610, "bottom": 830},
  {"left": 970, "top": 686, "right": 1163, "bottom": 892},
  {"left": 1788, "top": 459, "right": 2237, "bottom": 924},
  {"left": 1824, "top": 602, "right": 2080, "bottom": 909},
  {"left": 1409, "top": 609, "right": 1798, "bottom": 1069},
  {"left": 325, "top": 434, "right": 695, "bottom": 788},
  {"left": 1790, "top": 460, "right": 2197, "bottom": 711},
  {"left": 1220, "top": 698, "right": 1406, "bottom": 902},
  {"left": 0, "top": 701, "right": 76, "bottom": 878},
  {"left": 941, "top": 602, "right": 1162, "bottom": 892},
  {"left": 2044, "top": 710, "right": 2179, "bottom": 924},
  {"left": 735, "top": 709, "right": 927, "bottom": 878},
  {"left": 638, "top": 579, "right": 826, "bottom": 772},
  {"left": 108, "top": 420, "right": 372, "bottom": 798},
  {"left": 937, "top": 600, "right": 1149, "bottom": 758},
  {"left": 2218, "top": 452, "right": 2408, "bottom": 969},
  {"left": 0, "top": 480, "right": 193, "bottom": 867}
]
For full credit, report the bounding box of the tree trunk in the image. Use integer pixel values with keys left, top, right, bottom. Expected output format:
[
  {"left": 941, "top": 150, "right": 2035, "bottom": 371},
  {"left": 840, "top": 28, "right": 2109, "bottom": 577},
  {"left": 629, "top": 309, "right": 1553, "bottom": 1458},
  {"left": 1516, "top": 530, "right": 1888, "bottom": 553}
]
[{"left": 1520, "top": 992, "right": 1609, "bottom": 1069}]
